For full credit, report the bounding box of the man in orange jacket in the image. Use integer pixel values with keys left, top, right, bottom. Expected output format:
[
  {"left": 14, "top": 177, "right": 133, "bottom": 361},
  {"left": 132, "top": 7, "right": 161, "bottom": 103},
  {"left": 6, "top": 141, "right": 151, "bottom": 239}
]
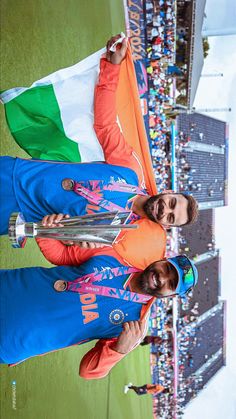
[{"left": 33, "top": 34, "right": 198, "bottom": 270}]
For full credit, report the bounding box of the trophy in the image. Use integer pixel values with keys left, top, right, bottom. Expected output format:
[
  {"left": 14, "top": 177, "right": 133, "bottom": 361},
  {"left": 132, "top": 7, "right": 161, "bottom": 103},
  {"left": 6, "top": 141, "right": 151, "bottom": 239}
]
[{"left": 8, "top": 211, "right": 137, "bottom": 248}]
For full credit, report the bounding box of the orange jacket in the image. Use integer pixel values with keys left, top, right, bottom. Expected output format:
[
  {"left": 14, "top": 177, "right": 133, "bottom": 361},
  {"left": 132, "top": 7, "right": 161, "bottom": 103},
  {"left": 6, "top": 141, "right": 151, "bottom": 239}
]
[
  {"left": 94, "top": 58, "right": 166, "bottom": 269},
  {"left": 93, "top": 57, "right": 166, "bottom": 269}
]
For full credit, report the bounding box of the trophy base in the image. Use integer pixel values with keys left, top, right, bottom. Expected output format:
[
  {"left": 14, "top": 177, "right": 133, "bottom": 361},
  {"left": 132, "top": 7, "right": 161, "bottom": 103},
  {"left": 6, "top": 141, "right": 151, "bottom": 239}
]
[{"left": 8, "top": 213, "right": 27, "bottom": 248}]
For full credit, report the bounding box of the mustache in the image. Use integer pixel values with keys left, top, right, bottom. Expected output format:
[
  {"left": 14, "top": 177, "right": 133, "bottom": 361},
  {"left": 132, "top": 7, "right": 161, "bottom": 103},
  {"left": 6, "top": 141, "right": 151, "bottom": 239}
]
[{"left": 140, "top": 269, "right": 163, "bottom": 296}]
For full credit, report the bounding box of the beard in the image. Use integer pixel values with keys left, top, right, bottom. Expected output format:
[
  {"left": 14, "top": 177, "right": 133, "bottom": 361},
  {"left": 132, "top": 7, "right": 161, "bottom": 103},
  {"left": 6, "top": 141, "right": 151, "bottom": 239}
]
[
  {"left": 138, "top": 266, "right": 162, "bottom": 297},
  {"left": 143, "top": 194, "right": 165, "bottom": 222}
]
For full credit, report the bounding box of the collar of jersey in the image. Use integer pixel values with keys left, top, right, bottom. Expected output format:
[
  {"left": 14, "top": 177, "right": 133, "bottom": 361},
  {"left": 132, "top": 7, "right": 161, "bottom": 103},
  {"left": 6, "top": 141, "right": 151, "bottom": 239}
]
[
  {"left": 123, "top": 272, "right": 137, "bottom": 291},
  {"left": 126, "top": 195, "right": 139, "bottom": 210}
]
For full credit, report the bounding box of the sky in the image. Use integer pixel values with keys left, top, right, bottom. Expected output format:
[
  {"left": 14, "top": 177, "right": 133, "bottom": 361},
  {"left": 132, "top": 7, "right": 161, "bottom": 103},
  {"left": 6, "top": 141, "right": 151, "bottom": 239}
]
[
  {"left": 202, "top": 0, "right": 236, "bottom": 34},
  {"left": 184, "top": 2, "right": 236, "bottom": 418}
]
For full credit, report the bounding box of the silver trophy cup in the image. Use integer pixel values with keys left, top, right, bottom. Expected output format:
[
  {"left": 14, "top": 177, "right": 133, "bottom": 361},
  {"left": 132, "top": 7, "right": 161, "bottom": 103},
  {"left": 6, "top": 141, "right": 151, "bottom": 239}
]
[{"left": 8, "top": 211, "right": 137, "bottom": 248}]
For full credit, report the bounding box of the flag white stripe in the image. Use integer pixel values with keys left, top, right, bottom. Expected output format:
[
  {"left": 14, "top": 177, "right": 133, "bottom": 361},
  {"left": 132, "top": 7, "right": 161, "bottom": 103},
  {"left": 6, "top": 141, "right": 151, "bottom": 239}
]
[
  {"left": 0, "top": 48, "right": 106, "bottom": 104},
  {"left": 53, "top": 60, "right": 104, "bottom": 161},
  {"left": 0, "top": 48, "right": 107, "bottom": 161}
]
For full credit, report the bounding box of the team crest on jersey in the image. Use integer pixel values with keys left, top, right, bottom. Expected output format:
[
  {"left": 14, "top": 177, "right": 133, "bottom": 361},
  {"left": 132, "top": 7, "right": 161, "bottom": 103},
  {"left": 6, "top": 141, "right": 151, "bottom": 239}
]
[{"left": 109, "top": 309, "right": 125, "bottom": 325}]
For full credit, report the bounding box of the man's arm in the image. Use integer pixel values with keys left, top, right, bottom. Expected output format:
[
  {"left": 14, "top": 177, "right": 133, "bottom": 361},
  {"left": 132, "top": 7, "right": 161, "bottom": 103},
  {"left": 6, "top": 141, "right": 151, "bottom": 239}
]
[
  {"left": 79, "top": 338, "right": 125, "bottom": 379},
  {"left": 36, "top": 213, "right": 112, "bottom": 265},
  {"left": 94, "top": 35, "right": 144, "bottom": 184},
  {"left": 36, "top": 237, "right": 99, "bottom": 266},
  {"left": 79, "top": 320, "right": 147, "bottom": 379}
]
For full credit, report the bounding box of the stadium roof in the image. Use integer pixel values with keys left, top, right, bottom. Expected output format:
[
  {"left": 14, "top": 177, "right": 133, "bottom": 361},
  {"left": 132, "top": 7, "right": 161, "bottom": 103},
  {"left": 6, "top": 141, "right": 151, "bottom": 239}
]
[{"left": 187, "top": 0, "right": 207, "bottom": 109}]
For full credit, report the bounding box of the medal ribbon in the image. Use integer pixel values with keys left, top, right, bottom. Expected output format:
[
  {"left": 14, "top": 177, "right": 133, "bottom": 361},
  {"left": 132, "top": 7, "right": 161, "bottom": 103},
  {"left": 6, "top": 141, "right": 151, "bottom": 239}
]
[
  {"left": 58, "top": 265, "right": 152, "bottom": 304},
  {"left": 73, "top": 182, "right": 124, "bottom": 212},
  {"left": 104, "top": 181, "right": 146, "bottom": 195},
  {"left": 72, "top": 180, "right": 147, "bottom": 215},
  {"left": 68, "top": 283, "right": 151, "bottom": 304}
]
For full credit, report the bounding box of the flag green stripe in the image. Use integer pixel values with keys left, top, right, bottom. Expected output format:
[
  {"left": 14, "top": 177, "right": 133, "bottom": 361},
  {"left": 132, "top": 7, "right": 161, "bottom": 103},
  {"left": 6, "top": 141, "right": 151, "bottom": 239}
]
[{"left": 4, "top": 84, "right": 81, "bottom": 162}]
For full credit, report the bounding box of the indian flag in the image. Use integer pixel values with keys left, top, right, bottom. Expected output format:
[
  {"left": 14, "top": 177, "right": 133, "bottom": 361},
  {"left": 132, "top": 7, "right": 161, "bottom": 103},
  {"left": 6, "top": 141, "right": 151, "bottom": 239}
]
[
  {"left": 1, "top": 45, "right": 157, "bottom": 195},
  {"left": 0, "top": 48, "right": 106, "bottom": 162}
]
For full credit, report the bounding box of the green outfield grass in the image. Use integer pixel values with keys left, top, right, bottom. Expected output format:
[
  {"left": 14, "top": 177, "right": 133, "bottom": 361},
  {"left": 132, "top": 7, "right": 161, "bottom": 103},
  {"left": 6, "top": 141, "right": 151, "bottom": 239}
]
[{"left": 0, "top": 1, "right": 153, "bottom": 418}]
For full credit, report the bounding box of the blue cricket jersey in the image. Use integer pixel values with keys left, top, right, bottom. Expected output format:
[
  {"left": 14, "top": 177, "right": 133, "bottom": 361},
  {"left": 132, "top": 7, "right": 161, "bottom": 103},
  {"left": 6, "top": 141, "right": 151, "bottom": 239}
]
[
  {"left": 0, "top": 156, "right": 139, "bottom": 234},
  {"left": 0, "top": 255, "right": 144, "bottom": 364}
]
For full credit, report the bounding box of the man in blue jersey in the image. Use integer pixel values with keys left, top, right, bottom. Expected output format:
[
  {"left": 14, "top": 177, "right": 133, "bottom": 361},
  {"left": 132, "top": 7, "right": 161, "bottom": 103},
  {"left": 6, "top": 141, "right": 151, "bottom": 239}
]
[
  {"left": 0, "top": 35, "right": 198, "bottom": 237},
  {"left": 0, "top": 253, "right": 198, "bottom": 379}
]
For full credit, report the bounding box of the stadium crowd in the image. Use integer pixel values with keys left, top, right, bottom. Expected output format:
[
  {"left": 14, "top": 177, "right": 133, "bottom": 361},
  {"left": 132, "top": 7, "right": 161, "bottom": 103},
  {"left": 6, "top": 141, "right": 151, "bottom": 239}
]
[{"left": 144, "top": 0, "right": 177, "bottom": 191}]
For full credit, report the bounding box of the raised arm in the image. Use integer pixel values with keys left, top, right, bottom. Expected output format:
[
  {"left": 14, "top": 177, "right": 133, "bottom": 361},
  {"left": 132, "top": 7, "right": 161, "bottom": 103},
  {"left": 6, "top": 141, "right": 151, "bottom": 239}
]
[{"left": 94, "top": 35, "right": 143, "bottom": 182}]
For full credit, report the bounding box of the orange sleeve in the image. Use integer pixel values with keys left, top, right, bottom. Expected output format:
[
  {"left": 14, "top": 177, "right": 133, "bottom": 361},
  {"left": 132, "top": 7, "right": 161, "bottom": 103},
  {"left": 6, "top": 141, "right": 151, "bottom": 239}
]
[
  {"left": 36, "top": 238, "right": 127, "bottom": 266},
  {"left": 36, "top": 238, "right": 101, "bottom": 265},
  {"left": 79, "top": 338, "right": 126, "bottom": 380},
  {"left": 94, "top": 58, "right": 143, "bottom": 185}
]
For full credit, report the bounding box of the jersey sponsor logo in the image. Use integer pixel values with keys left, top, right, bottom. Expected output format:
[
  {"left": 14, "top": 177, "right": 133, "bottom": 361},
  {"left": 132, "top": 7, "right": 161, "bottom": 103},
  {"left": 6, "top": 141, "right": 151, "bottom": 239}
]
[
  {"left": 80, "top": 293, "right": 99, "bottom": 324},
  {"left": 109, "top": 309, "right": 125, "bottom": 325}
]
